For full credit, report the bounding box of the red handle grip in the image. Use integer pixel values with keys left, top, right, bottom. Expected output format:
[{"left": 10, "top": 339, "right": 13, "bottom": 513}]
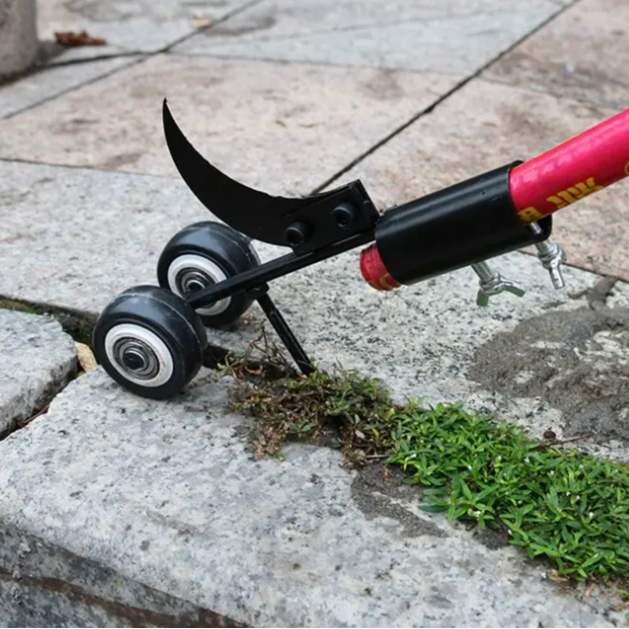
[
  {"left": 509, "top": 107, "right": 629, "bottom": 224},
  {"left": 361, "top": 107, "right": 629, "bottom": 291}
]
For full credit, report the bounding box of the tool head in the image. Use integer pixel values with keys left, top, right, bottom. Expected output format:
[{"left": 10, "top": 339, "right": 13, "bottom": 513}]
[{"left": 162, "top": 99, "right": 379, "bottom": 251}]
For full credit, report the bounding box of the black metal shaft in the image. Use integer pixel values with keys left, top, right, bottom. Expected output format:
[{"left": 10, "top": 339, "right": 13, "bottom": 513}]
[
  {"left": 374, "top": 162, "right": 551, "bottom": 285},
  {"left": 255, "top": 291, "right": 313, "bottom": 376},
  {"left": 186, "top": 229, "right": 374, "bottom": 310}
]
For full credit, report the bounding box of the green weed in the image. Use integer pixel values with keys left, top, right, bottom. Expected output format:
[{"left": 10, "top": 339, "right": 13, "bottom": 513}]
[
  {"left": 224, "top": 338, "right": 629, "bottom": 581},
  {"left": 388, "top": 402, "right": 629, "bottom": 580}
]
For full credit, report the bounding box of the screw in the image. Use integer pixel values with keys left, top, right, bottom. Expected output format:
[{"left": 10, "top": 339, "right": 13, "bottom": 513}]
[
  {"left": 331, "top": 203, "right": 358, "bottom": 229},
  {"left": 472, "top": 261, "right": 526, "bottom": 307},
  {"left": 285, "top": 221, "right": 310, "bottom": 247},
  {"left": 529, "top": 222, "right": 567, "bottom": 289},
  {"left": 535, "top": 240, "right": 567, "bottom": 289}
]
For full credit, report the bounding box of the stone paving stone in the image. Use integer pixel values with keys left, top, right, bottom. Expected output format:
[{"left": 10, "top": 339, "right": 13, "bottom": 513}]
[
  {"left": 37, "top": 0, "right": 256, "bottom": 64},
  {"left": 0, "top": 369, "right": 621, "bottom": 627},
  {"left": 485, "top": 0, "right": 629, "bottom": 110},
  {"left": 0, "top": 54, "right": 456, "bottom": 192},
  {"left": 173, "top": 0, "right": 568, "bottom": 74},
  {"left": 0, "top": 154, "right": 627, "bottom": 626},
  {"left": 331, "top": 78, "right": 629, "bottom": 281},
  {"left": 0, "top": 309, "right": 76, "bottom": 435},
  {"left": 0, "top": 159, "right": 628, "bottom": 462},
  {"left": 0, "top": 56, "right": 141, "bottom": 120}
]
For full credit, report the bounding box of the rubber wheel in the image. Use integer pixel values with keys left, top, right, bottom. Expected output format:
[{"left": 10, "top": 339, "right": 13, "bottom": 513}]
[
  {"left": 93, "top": 285, "right": 207, "bottom": 400},
  {"left": 157, "top": 221, "right": 260, "bottom": 328}
]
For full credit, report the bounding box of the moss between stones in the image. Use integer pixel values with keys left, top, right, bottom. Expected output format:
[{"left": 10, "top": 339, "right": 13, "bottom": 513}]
[
  {"left": 221, "top": 333, "right": 629, "bottom": 585},
  {"left": 0, "top": 297, "right": 96, "bottom": 349}
]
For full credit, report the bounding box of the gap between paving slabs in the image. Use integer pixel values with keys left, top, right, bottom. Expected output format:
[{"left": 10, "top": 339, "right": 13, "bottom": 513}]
[
  {"left": 0, "top": 295, "right": 230, "bottom": 437},
  {"left": 16, "top": 281, "right": 629, "bottom": 595},
  {"left": 218, "top": 317, "right": 629, "bottom": 585},
  {"left": 0, "top": 299, "right": 87, "bottom": 437},
  {"left": 190, "top": 289, "right": 626, "bottom": 590}
]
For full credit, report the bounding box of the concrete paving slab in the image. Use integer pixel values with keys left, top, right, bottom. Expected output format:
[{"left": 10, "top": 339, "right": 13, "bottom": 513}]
[
  {"left": 330, "top": 78, "right": 629, "bottom": 281},
  {"left": 485, "top": 0, "right": 629, "bottom": 110},
  {"left": 0, "top": 54, "right": 456, "bottom": 190},
  {"left": 37, "top": 0, "right": 257, "bottom": 64},
  {"left": 0, "top": 369, "right": 623, "bottom": 627},
  {"left": 0, "top": 56, "right": 141, "bottom": 120},
  {"left": 0, "top": 159, "right": 628, "bottom": 463},
  {"left": 181, "top": 0, "right": 571, "bottom": 42},
  {"left": 174, "top": 0, "right": 569, "bottom": 74},
  {"left": 0, "top": 309, "right": 76, "bottom": 435}
]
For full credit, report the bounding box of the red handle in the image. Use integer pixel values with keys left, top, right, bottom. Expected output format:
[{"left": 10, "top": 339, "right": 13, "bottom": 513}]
[
  {"left": 361, "top": 107, "right": 629, "bottom": 291},
  {"left": 509, "top": 107, "right": 629, "bottom": 223}
]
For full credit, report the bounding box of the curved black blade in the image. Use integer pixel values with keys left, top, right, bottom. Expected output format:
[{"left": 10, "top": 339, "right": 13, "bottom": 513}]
[{"left": 163, "top": 99, "right": 325, "bottom": 245}]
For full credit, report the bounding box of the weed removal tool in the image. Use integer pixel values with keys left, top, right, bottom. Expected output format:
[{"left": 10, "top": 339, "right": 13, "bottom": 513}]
[{"left": 93, "top": 102, "right": 629, "bottom": 399}]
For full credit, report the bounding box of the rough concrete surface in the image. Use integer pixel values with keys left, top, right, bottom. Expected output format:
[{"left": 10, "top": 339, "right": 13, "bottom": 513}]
[
  {"left": 0, "top": 0, "right": 38, "bottom": 78},
  {"left": 37, "top": 0, "right": 256, "bottom": 64},
  {"left": 0, "top": 522, "right": 243, "bottom": 628},
  {"left": 0, "top": 309, "right": 76, "bottom": 435},
  {"left": 0, "top": 54, "right": 455, "bottom": 190},
  {"left": 469, "top": 298, "right": 629, "bottom": 445},
  {"left": 0, "top": 161, "right": 210, "bottom": 315},
  {"left": 0, "top": 0, "right": 627, "bottom": 625},
  {"left": 174, "top": 0, "right": 568, "bottom": 74},
  {"left": 0, "top": 56, "right": 141, "bottom": 120},
  {"left": 486, "top": 0, "right": 629, "bottom": 111},
  {"left": 179, "top": 0, "right": 572, "bottom": 43},
  {"left": 0, "top": 370, "right": 623, "bottom": 627},
  {"left": 331, "top": 77, "right": 629, "bottom": 281},
  {"left": 0, "top": 160, "right": 628, "bottom": 462}
]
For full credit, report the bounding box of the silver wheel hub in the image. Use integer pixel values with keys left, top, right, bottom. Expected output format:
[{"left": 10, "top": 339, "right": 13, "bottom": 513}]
[
  {"left": 167, "top": 254, "right": 231, "bottom": 316},
  {"left": 114, "top": 338, "right": 160, "bottom": 379},
  {"left": 104, "top": 324, "right": 174, "bottom": 388}
]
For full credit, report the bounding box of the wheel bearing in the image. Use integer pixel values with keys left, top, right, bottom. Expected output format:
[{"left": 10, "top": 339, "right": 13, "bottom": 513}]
[
  {"left": 167, "top": 254, "right": 230, "bottom": 316},
  {"left": 104, "top": 323, "right": 174, "bottom": 388}
]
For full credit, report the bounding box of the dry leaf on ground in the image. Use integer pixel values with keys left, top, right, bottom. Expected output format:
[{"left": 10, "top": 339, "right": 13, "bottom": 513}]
[
  {"left": 55, "top": 31, "right": 107, "bottom": 47},
  {"left": 193, "top": 15, "right": 212, "bottom": 29},
  {"left": 75, "top": 342, "right": 97, "bottom": 373}
]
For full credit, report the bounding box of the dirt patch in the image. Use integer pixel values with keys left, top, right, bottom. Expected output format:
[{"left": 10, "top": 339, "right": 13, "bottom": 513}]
[
  {"left": 471, "top": 527, "right": 510, "bottom": 550},
  {"left": 99, "top": 151, "right": 143, "bottom": 171},
  {"left": 351, "top": 464, "right": 446, "bottom": 538},
  {"left": 468, "top": 283, "right": 629, "bottom": 444},
  {"left": 223, "top": 331, "right": 402, "bottom": 466},
  {"left": 360, "top": 69, "right": 404, "bottom": 101},
  {"left": 491, "top": 50, "right": 628, "bottom": 110},
  {"left": 209, "top": 13, "right": 277, "bottom": 37}
]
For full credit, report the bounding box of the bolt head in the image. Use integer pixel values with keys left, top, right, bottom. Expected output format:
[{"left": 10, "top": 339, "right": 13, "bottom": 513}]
[
  {"left": 285, "top": 221, "right": 310, "bottom": 247},
  {"left": 331, "top": 203, "right": 357, "bottom": 229}
]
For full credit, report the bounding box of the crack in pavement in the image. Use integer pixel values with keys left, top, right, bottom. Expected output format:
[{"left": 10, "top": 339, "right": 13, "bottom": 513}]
[
  {"left": 0, "top": 56, "right": 147, "bottom": 121},
  {"left": 0, "top": 0, "right": 265, "bottom": 121},
  {"left": 311, "top": 0, "right": 581, "bottom": 194}
]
